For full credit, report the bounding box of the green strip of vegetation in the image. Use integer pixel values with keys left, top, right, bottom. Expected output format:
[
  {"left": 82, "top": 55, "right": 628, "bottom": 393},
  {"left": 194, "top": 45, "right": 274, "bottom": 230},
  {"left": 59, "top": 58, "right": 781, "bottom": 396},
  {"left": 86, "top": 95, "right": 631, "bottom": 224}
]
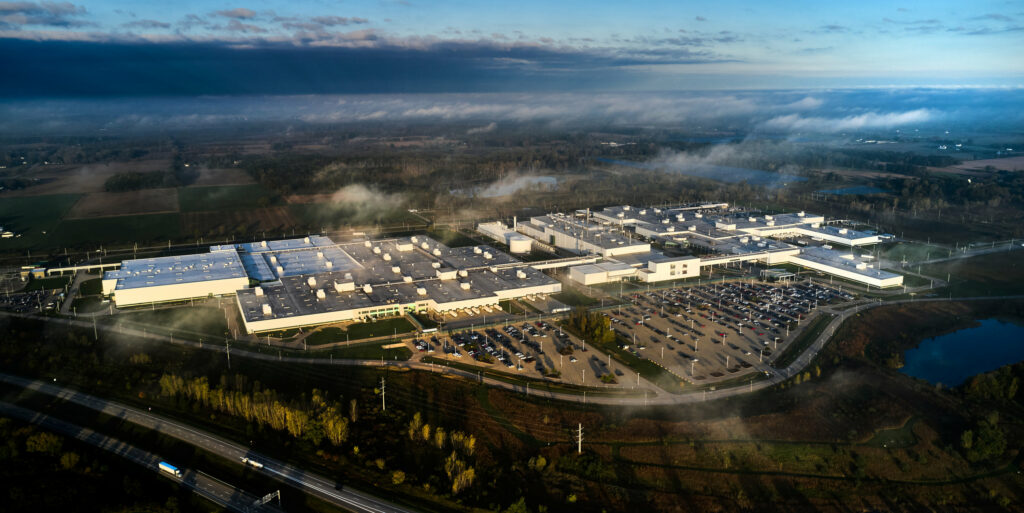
[
  {"left": 78, "top": 278, "right": 103, "bottom": 296},
  {"left": 177, "top": 184, "right": 279, "bottom": 212},
  {"left": 24, "top": 275, "right": 70, "bottom": 291},
  {"left": 772, "top": 313, "right": 834, "bottom": 368},
  {"left": 552, "top": 289, "right": 598, "bottom": 307}
]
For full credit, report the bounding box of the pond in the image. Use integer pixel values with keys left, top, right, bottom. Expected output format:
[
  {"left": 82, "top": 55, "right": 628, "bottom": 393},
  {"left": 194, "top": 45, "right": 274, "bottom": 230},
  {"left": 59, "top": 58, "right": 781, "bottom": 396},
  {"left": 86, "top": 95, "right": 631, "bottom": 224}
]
[{"left": 900, "top": 318, "right": 1024, "bottom": 386}]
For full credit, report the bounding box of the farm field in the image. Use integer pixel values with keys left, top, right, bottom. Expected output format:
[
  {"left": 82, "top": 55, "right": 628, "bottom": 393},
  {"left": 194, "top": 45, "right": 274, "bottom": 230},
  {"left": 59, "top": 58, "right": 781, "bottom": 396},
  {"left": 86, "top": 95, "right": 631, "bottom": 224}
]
[
  {"left": 178, "top": 184, "right": 279, "bottom": 212},
  {"left": 49, "top": 214, "right": 182, "bottom": 248},
  {"left": 189, "top": 166, "right": 254, "bottom": 186},
  {"left": 0, "top": 193, "right": 81, "bottom": 250},
  {"left": 179, "top": 207, "right": 300, "bottom": 240},
  {"left": 0, "top": 160, "right": 171, "bottom": 196},
  {"left": 66, "top": 188, "right": 179, "bottom": 219}
]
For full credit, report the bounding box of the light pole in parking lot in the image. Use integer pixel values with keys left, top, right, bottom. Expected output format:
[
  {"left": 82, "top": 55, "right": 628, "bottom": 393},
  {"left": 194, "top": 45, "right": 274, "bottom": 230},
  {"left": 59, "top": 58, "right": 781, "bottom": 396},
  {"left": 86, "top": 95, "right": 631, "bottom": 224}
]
[{"left": 691, "top": 358, "right": 698, "bottom": 375}]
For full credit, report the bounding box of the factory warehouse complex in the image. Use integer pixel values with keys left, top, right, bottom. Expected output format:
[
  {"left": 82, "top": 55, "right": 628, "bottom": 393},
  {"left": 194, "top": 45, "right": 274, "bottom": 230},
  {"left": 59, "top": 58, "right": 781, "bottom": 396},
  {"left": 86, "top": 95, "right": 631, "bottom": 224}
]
[{"left": 98, "top": 203, "right": 902, "bottom": 333}]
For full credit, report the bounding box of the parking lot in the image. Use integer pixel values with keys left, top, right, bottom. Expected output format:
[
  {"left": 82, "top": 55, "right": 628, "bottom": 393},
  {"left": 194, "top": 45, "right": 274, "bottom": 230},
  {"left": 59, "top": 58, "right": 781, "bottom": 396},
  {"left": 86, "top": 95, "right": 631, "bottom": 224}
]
[
  {"left": 412, "top": 319, "right": 645, "bottom": 388},
  {"left": 606, "top": 280, "right": 854, "bottom": 384}
]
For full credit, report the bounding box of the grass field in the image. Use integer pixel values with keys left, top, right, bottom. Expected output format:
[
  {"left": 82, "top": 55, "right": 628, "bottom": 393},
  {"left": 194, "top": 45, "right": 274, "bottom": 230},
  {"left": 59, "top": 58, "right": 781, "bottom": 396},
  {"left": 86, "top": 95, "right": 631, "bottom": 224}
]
[
  {"left": 773, "top": 313, "right": 834, "bottom": 368},
  {"left": 178, "top": 184, "right": 279, "bottom": 212},
  {"left": 921, "top": 250, "right": 1024, "bottom": 297},
  {"left": 24, "top": 275, "right": 70, "bottom": 291},
  {"left": 78, "top": 278, "right": 102, "bottom": 296},
  {"left": 49, "top": 213, "right": 182, "bottom": 248},
  {"left": 0, "top": 193, "right": 81, "bottom": 250},
  {"left": 420, "top": 356, "right": 646, "bottom": 397},
  {"left": 305, "top": 318, "right": 418, "bottom": 346},
  {"left": 552, "top": 289, "right": 598, "bottom": 307},
  {"left": 326, "top": 341, "right": 413, "bottom": 361},
  {"left": 109, "top": 306, "right": 229, "bottom": 340}
]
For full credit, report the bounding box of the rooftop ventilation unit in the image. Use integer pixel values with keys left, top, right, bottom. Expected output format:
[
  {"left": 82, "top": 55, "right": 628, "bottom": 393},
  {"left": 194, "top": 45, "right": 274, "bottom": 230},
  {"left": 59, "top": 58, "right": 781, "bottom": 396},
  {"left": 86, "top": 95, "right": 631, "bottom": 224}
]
[
  {"left": 260, "top": 241, "right": 268, "bottom": 248},
  {"left": 325, "top": 261, "right": 333, "bottom": 269},
  {"left": 483, "top": 251, "right": 493, "bottom": 259},
  {"left": 416, "top": 287, "right": 427, "bottom": 296},
  {"left": 383, "top": 253, "right": 392, "bottom": 261},
  {"left": 431, "top": 262, "right": 441, "bottom": 269},
  {"left": 460, "top": 282, "right": 471, "bottom": 290},
  {"left": 433, "top": 249, "right": 442, "bottom": 256},
  {"left": 473, "top": 247, "right": 483, "bottom": 254},
  {"left": 317, "top": 251, "right": 324, "bottom": 259},
  {"left": 315, "top": 289, "right": 326, "bottom": 300},
  {"left": 254, "top": 286, "right": 264, "bottom": 296},
  {"left": 516, "top": 270, "right": 527, "bottom": 279},
  {"left": 276, "top": 265, "right": 285, "bottom": 275},
  {"left": 392, "top": 266, "right": 402, "bottom": 274},
  {"left": 364, "top": 241, "right": 372, "bottom": 248},
  {"left": 269, "top": 255, "right": 278, "bottom": 264},
  {"left": 403, "top": 276, "right": 413, "bottom": 283},
  {"left": 372, "top": 247, "right": 381, "bottom": 255},
  {"left": 798, "top": 211, "right": 805, "bottom": 217},
  {"left": 334, "top": 281, "right": 355, "bottom": 292},
  {"left": 411, "top": 236, "right": 419, "bottom": 243},
  {"left": 307, "top": 276, "right": 317, "bottom": 288},
  {"left": 363, "top": 284, "right": 373, "bottom": 294},
  {"left": 421, "top": 242, "right": 430, "bottom": 250},
  {"left": 262, "top": 304, "right": 272, "bottom": 316}
]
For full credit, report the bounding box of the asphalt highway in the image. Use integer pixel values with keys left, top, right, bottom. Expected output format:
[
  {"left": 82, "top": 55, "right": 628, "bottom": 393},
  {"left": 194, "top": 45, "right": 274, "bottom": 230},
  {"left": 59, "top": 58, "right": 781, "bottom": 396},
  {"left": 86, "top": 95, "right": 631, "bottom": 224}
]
[
  {"left": 0, "top": 399, "right": 282, "bottom": 513},
  {"left": 0, "top": 373, "right": 416, "bottom": 513}
]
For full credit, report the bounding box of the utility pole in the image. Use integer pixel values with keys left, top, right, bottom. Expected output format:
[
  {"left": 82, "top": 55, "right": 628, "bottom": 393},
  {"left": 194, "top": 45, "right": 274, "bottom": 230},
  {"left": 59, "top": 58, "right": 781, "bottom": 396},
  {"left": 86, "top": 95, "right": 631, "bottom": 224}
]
[
  {"left": 226, "top": 340, "right": 231, "bottom": 369},
  {"left": 576, "top": 423, "right": 583, "bottom": 454},
  {"left": 380, "top": 376, "right": 386, "bottom": 411}
]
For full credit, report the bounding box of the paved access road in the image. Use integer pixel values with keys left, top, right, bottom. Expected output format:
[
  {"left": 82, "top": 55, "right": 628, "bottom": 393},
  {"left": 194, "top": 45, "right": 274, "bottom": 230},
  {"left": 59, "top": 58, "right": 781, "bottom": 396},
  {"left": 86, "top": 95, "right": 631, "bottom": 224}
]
[
  {"left": 0, "top": 373, "right": 416, "bottom": 513},
  {"left": 0, "top": 400, "right": 281, "bottom": 513}
]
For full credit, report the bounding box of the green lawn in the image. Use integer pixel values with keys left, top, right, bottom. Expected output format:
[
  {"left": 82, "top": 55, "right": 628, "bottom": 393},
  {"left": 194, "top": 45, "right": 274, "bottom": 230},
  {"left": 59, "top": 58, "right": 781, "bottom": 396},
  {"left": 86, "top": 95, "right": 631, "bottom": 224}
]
[
  {"left": 772, "top": 313, "right": 834, "bottom": 368},
  {"left": 552, "top": 289, "right": 598, "bottom": 307},
  {"left": 78, "top": 277, "right": 103, "bottom": 296},
  {"left": 326, "top": 342, "right": 413, "bottom": 361},
  {"left": 109, "top": 306, "right": 228, "bottom": 339},
  {"left": 920, "top": 250, "right": 1024, "bottom": 297},
  {"left": 70, "top": 295, "right": 108, "bottom": 314},
  {"left": 24, "top": 275, "right": 70, "bottom": 291},
  {"left": 49, "top": 213, "right": 181, "bottom": 248},
  {"left": 304, "top": 317, "right": 418, "bottom": 345},
  {"left": 0, "top": 193, "right": 81, "bottom": 250},
  {"left": 178, "top": 184, "right": 279, "bottom": 212}
]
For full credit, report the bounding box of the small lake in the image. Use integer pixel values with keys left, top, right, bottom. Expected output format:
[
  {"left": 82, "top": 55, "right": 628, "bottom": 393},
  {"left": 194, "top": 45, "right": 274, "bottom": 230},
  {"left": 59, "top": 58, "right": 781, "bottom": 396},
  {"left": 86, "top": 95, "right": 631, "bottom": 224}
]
[
  {"left": 900, "top": 319, "right": 1024, "bottom": 386},
  {"left": 596, "top": 158, "right": 806, "bottom": 187},
  {"left": 816, "top": 185, "right": 888, "bottom": 196}
]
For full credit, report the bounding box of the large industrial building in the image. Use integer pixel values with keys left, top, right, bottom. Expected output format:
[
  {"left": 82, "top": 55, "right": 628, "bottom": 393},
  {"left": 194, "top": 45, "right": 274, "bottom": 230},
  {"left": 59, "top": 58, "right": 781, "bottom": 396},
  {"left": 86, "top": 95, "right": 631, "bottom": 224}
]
[
  {"left": 102, "top": 234, "right": 562, "bottom": 333},
  {"left": 101, "top": 248, "right": 250, "bottom": 307},
  {"left": 511, "top": 204, "right": 902, "bottom": 289}
]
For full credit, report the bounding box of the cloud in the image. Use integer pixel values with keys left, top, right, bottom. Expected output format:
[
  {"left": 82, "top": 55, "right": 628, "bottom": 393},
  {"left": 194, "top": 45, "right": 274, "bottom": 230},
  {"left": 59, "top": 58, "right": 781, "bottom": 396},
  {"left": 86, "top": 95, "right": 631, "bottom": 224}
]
[
  {"left": 122, "top": 19, "right": 170, "bottom": 30},
  {"left": 0, "top": 1, "right": 87, "bottom": 28},
  {"left": 311, "top": 15, "right": 369, "bottom": 26},
  {"left": 213, "top": 8, "right": 256, "bottom": 20},
  {"left": 223, "top": 18, "right": 266, "bottom": 34},
  {"left": 819, "top": 24, "right": 848, "bottom": 33},
  {"left": 466, "top": 122, "right": 496, "bottom": 134},
  {"left": 695, "top": 16, "right": 707, "bottom": 22},
  {"left": 760, "top": 109, "right": 933, "bottom": 132}
]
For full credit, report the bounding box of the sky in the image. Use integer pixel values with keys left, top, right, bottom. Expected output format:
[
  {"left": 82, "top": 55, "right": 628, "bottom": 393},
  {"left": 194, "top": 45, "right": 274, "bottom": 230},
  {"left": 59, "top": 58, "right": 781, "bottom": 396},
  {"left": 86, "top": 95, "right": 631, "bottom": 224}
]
[{"left": 0, "top": 0, "right": 1022, "bottom": 95}]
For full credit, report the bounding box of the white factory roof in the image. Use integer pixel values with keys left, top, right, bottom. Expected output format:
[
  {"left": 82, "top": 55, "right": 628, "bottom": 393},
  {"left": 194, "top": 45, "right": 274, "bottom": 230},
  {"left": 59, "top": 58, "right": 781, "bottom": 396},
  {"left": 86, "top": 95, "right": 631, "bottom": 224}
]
[
  {"left": 104, "top": 248, "right": 247, "bottom": 290},
  {"left": 794, "top": 247, "right": 901, "bottom": 280}
]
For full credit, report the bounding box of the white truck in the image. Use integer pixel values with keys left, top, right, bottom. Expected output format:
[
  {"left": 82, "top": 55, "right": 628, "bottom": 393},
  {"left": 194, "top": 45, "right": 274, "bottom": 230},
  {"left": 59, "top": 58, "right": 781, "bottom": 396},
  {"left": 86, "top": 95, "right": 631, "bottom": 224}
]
[
  {"left": 158, "top": 461, "right": 182, "bottom": 478},
  {"left": 241, "top": 457, "right": 264, "bottom": 469}
]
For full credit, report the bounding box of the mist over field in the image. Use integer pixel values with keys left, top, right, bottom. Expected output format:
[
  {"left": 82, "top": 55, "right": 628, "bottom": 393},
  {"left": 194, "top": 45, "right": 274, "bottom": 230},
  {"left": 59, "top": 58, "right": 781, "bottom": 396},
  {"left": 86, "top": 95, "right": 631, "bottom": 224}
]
[{"left": 2, "top": 88, "right": 1022, "bottom": 137}]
